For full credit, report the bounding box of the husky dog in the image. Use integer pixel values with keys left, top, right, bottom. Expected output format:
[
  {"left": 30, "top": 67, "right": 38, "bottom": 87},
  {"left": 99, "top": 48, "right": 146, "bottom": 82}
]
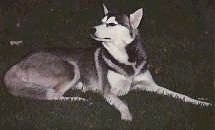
[{"left": 3, "top": 4, "right": 210, "bottom": 121}]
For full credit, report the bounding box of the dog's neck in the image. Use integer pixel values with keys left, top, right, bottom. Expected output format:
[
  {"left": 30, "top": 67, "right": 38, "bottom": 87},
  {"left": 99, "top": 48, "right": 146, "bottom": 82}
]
[
  {"left": 102, "top": 40, "right": 131, "bottom": 65},
  {"left": 102, "top": 33, "right": 146, "bottom": 66}
]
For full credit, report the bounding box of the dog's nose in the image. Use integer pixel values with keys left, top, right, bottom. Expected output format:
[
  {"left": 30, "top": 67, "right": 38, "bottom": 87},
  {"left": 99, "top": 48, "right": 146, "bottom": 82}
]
[{"left": 90, "top": 27, "right": 96, "bottom": 34}]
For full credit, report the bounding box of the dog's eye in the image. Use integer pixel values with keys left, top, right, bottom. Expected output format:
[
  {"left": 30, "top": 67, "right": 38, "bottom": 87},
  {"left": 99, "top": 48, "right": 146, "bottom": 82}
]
[{"left": 107, "top": 23, "right": 117, "bottom": 26}]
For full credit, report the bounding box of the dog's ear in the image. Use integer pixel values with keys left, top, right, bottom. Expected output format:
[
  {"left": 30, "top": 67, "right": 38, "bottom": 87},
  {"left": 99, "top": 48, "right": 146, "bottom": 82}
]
[
  {"left": 130, "top": 8, "right": 143, "bottom": 29},
  {"left": 103, "top": 4, "right": 109, "bottom": 15}
]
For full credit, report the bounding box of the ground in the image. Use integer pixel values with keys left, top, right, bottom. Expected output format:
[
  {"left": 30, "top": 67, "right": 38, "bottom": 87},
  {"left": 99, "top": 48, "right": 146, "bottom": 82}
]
[{"left": 0, "top": 0, "right": 214, "bottom": 130}]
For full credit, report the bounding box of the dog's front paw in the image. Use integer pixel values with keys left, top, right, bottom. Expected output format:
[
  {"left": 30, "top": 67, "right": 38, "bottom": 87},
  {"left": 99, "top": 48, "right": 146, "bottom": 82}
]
[{"left": 121, "top": 112, "right": 133, "bottom": 121}]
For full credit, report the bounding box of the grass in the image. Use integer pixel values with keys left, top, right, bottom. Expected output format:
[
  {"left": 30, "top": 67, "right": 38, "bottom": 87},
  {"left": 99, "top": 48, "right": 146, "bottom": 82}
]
[{"left": 0, "top": 0, "right": 214, "bottom": 130}]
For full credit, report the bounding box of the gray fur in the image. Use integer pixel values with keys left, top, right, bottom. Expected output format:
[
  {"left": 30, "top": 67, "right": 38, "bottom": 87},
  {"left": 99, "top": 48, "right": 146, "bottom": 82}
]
[{"left": 3, "top": 49, "right": 99, "bottom": 101}]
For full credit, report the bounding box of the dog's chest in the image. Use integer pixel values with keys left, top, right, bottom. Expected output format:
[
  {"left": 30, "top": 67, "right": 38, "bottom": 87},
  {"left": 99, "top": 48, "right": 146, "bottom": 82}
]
[{"left": 107, "top": 70, "right": 132, "bottom": 96}]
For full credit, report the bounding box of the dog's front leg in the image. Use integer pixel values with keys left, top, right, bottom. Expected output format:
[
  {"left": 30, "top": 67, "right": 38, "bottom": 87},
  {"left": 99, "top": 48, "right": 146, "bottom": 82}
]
[
  {"left": 98, "top": 57, "right": 132, "bottom": 121},
  {"left": 132, "top": 70, "right": 211, "bottom": 106},
  {"left": 102, "top": 70, "right": 132, "bottom": 121},
  {"left": 104, "top": 92, "right": 132, "bottom": 121}
]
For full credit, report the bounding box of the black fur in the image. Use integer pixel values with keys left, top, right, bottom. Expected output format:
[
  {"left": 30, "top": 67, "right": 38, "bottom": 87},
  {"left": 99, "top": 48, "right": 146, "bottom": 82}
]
[{"left": 101, "top": 33, "right": 147, "bottom": 76}]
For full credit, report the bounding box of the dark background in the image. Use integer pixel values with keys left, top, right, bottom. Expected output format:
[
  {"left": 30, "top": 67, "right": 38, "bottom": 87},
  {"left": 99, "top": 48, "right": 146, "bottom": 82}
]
[{"left": 0, "top": 0, "right": 214, "bottom": 129}]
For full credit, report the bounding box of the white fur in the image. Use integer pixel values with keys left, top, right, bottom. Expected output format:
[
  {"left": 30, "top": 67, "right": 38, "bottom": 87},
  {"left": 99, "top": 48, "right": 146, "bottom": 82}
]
[
  {"left": 93, "top": 14, "right": 135, "bottom": 65},
  {"left": 46, "top": 89, "right": 87, "bottom": 101},
  {"left": 94, "top": 21, "right": 133, "bottom": 43},
  {"left": 102, "top": 41, "right": 131, "bottom": 65},
  {"left": 130, "top": 8, "right": 143, "bottom": 29},
  {"left": 106, "top": 17, "right": 118, "bottom": 24},
  {"left": 104, "top": 93, "right": 132, "bottom": 121},
  {"left": 93, "top": 15, "right": 134, "bottom": 64},
  {"left": 103, "top": 4, "right": 109, "bottom": 15},
  {"left": 94, "top": 48, "right": 103, "bottom": 92},
  {"left": 107, "top": 70, "right": 132, "bottom": 96},
  {"left": 101, "top": 16, "right": 108, "bottom": 23}
]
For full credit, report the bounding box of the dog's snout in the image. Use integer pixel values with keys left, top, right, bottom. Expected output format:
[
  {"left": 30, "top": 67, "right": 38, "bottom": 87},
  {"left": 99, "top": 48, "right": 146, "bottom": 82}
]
[{"left": 90, "top": 27, "right": 96, "bottom": 34}]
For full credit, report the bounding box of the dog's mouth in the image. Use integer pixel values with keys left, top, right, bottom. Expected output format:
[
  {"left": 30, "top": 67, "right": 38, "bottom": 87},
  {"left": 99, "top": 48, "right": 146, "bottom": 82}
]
[{"left": 90, "top": 34, "right": 111, "bottom": 42}]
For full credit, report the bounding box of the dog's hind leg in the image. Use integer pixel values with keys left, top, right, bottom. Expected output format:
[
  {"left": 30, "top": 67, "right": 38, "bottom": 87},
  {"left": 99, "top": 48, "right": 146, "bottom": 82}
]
[
  {"left": 6, "top": 81, "right": 87, "bottom": 102},
  {"left": 3, "top": 68, "right": 54, "bottom": 99},
  {"left": 57, "top": 96, "right": 87, "bottom": 101},
  {"left": 52, "top": 81, "right": 87, "bottom": 102},
  {"left": 46, "top": 88, "right": 87, "bottom": 102},
  {"left": 4, "top": 62, "right": 87, "bottom": 102},
  {"left": 4, "top": 69, "right": 86, "bottom": 101},
  {"left": 132, "top": 70, "right": 211, "bottom": 106},
  {"left": 5, "top": 81, "right": 58, "bottom": 100},
  {"left": 52, "top": 60, "right": 87, "bottom": 102}
]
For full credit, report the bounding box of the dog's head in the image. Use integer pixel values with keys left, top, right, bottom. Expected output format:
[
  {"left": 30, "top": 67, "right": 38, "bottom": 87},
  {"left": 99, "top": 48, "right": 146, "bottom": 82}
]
[{"left": 91, "top": 4, "right": 143, "bottom": 45}]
